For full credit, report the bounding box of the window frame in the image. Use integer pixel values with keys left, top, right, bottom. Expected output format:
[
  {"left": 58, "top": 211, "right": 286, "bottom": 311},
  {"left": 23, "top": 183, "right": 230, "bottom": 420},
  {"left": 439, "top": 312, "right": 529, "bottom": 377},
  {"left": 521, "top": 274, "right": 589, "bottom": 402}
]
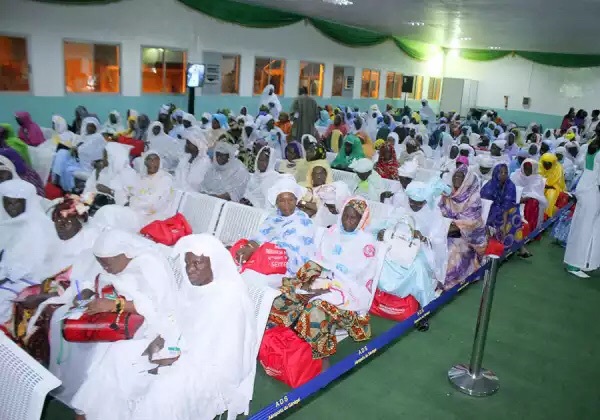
[
  {"left": 220, "top": 53, "right": 241, "bottom": 95},
  {"left": 385, "top": 71, "right": 404, "bottom": 99},
  {"left": 253, "top": 56, "right": 286, "bottom": 96},
  {"left": 0, "top": 32, "right": 32, "bottom": 94},
  {"left": 407, "top": 75, "right": 424, "bottom": 100},
  {"left": 63, "top": 38, "right": 122, "bottom": 95},
  {"left": 299, "top": 61, "right": 325, "bottom": 97},
  {"left": 140, "top": 45, "right": 187, "bottom": 95},
  {"left": 360, "top": 68, "right": 380, "bottom": 99},
  {"left": 331, "top": 65, "right": 347, "bottom": 97},
  {"left": 427, "top": 77, "right": 443, "bottom": 101}
]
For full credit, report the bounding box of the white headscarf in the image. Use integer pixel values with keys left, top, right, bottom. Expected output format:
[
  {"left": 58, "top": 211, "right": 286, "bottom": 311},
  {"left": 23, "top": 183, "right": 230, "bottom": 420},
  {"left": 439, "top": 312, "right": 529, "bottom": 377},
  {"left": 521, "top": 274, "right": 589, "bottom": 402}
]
[
  {"left": 398, "top": 159, "right": 418, "bottom": 178},
  {"left": 102, "top": 110, "right": 124, "bottom": 135},
  {"left": 0, "top": 155, "right": 18, "bottom": 180},
  {"left": 147, "top": 121, "right": 184, "bottom": 172},
  {"left": 243, "top": 146, "right": 283, "bottom": 209},
  {"left": 174, "top": 127, "right": 211, "bottom": 192},
  {"left": 200, "top": 141, "right": 250, "bottom": 202},
  {"left": 259, "top": 84, "right": 282, "bottom": 119},
  {"left": 77, "top": 116, "right": 106, "bottom": 172},
  {"left": 267, "top": 175, "right": 306, "bottom": 207},
  {"left": 349, "top": 158, "right": 374, "bottom": 174},
  {"left": 52, "top": 115, "right": 76, "bottom": 148},
  {"left": 510, "top": 158, "right": 547, "bottom": 205}
]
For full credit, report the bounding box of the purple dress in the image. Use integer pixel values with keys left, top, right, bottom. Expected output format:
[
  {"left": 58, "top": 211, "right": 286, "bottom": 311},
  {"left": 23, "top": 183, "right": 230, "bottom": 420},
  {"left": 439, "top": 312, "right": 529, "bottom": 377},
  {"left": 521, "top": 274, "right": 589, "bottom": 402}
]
[{"left": 0, "top": 148, "right": 45, "bottom": 196}]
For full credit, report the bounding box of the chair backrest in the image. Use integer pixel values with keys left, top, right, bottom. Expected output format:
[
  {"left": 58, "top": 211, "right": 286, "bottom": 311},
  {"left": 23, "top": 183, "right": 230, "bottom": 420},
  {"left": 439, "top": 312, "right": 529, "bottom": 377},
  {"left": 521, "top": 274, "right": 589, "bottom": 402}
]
[
  {"left": 0, "top": 333, "right": 61, "bottom": 420},
  {"left": 178, "top": 191, "right": 225, "bottom": 235},
  {"left": 381, "top": 178, "right": 401, "bottom": 194},
  {"left": 481, "top": 198, "right": 493, "bottom": 223},
  {"left": 326, "top": 152, "right": 337, "bottom": 164},
  {"left": 214, "top": 201, "right": 269, "bottom": 245},
  {"left": 331, "top": 168, "right": 359, "bottom": 187},
  {"left": 367, "top": 200, "right": 393, "bottom": 224},
  {"left": 415, "top": 168, "right": 441, "bottom": 182}
]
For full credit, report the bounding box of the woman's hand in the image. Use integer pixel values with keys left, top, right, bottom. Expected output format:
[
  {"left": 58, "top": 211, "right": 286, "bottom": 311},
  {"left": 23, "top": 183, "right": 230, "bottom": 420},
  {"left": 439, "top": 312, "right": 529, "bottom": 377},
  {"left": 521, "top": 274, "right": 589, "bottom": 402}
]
[
  {"left": 448, "top": 222, "right": 461, "bottom": 235},
  {"left": 239, "top": 198, "right": 253, "bottom": 206},
  {"left": 141, "top": 335, "right": 165, "bottom": 360},
  {"left": 413, "top": 230, "right": 429, "bottom": 244},
  {"left": 85, "top": 298, "right": 115, "bottom": 314},
  {"left": 96, "top": 184, "right": 113, "bottom": 196},
  {"left": 72, "top": 288, "right": 96, "bottom": 307},
  {"left": 377, "top": 229, "right": 386, "bottom": 241},
  {"left": 380, "top": 191, "right": 394, "bottom": 202},
  {"left": 297, "top": 201, "right": 317, "bottom": 217},
  {"left": 236, "top": 243, "right": 257, "bottom": 264}
]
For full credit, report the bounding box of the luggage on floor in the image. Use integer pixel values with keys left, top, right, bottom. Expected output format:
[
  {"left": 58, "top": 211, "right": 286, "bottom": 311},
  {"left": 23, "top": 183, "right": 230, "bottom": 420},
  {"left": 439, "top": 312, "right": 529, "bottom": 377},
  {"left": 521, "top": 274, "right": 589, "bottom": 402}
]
[{"left": 370, "top": 290, "right": 419, "bottom": 322}]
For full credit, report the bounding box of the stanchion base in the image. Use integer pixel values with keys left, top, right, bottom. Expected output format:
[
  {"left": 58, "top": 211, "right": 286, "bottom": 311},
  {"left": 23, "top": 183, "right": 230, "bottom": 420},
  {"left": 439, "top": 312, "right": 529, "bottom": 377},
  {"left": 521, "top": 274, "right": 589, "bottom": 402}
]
[{"left": 448, "top": 364, "right": 499, "bottom": 397}]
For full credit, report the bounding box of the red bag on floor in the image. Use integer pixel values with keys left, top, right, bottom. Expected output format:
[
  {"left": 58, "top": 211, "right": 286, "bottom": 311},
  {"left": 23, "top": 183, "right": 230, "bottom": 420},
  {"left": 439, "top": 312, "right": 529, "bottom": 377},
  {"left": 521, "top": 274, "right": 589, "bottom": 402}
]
[
  {"left": 258, "top": 326, "right": 322, "bottom": 388},
  {"left": 370, "top": 290, "right": 420, "bottom": 322},
  {"left": 140, "top": 213, "right": 192, "bottom": 246},
  {"left": 116, "top": 136, "right": 144, "bottom": 158},
  {"left": 44, "top": 183, "right": 64, "bottom": 200},
  {"left": 229, "top": 239, "right": 288, "bottom": 275},
  {"left": 485, "top": 238, "right": 504, "bottom": 256},
  {"left": 62, "top": 276, "right": 145, "bottom": 342}
]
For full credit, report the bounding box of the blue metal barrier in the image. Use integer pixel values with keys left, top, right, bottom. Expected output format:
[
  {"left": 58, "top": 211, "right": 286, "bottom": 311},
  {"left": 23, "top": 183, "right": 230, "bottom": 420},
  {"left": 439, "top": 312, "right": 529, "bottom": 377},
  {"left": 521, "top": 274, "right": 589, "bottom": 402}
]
[{"left": 250, "top": 203, "right": 573, "bottom": 420}]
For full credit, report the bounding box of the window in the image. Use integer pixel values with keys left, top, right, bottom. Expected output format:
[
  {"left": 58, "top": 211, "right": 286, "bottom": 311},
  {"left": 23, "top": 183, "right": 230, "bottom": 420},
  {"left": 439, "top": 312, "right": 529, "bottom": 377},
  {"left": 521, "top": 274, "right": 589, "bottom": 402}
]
[
  {"left": 254, "top": 57, "right": 285, "bottom": 96},
  {"left": 361, "top": 69, "right": 380, "bottom": 99},
  {"left": 332, "top": 66, "right": 345, "bottom": 97},
  {"left": 427, "top": 77, "right": 442, "bottom": 101},
  {"left": 408, "top": 75, "right": 424, "bottom": 100},
  {"left": 141, "top": 47, "right": 186, "bottom": 94},
  {"left": 385, "top": 72, "right": 403, "bottom": 99},
  {"left": 299, "top": 62, "right": 324, "bottom": 96},
  {"left": 221, "top": 54, "right": 240, "bottom": 94},
  {"left": 0, "top": 35, "right": 29, "bottom": 92},
  {"left": 64, "top": 41, "right": 119, "bottom": 93}
]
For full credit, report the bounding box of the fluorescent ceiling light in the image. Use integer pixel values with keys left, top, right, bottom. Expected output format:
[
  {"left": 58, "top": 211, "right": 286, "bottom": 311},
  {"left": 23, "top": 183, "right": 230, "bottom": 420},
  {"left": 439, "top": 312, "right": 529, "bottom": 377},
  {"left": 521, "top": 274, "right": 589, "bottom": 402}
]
[
  {"left": 489, "top": 46, "right": 501, "bottom": 50},
  {"left": 322, "top": 0, "right": 354, "bottom": 5},
  {"left": 459, "top": 37, "right": 472, "bottom": 41},
  {"left": 407, "top": 21, "right": 425, "bottom": 26}
]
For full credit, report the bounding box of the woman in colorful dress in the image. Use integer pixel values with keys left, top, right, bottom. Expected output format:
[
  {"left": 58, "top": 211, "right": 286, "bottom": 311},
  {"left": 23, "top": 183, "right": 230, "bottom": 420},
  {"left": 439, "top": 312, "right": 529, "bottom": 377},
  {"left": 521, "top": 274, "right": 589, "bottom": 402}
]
[
  {"left": 240, "top": 146, "right": 284, "bottom": 209},
  {"left": 236, "top": 177, "right": 316, "bottom": 277},
  {"left": 267, "top": 196, "right": 377, "bottom": 362},
  {"left": 538, "top": 152, "right": 566, "bottom": 217},
  {"left": 374, "top": 142, "right": 400, "bottom": 180},
  {"left": 173, "top": 127, "right": 211, "bottom": 193},
  {"left": 511, "top": 158, "right": 547, "bottom": 233},
  {"left": 438, "top": 166, "right": 488, "bottom": 290},
  {"left": 15, "top": 111, "right": 45, "bottom": 146},
  {"left": 331, "top": 135, "right": 365, "bottom": 170},
  {"left": 0, "top": 123, "right": 32, "bottom": 165}
]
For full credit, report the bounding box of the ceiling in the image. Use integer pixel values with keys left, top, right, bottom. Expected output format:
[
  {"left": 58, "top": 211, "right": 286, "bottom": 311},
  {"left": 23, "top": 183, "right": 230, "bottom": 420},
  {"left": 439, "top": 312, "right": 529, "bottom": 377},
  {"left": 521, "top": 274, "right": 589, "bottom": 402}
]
[{"left": 237, "top": 0, "right": 600, "bottom": 54}]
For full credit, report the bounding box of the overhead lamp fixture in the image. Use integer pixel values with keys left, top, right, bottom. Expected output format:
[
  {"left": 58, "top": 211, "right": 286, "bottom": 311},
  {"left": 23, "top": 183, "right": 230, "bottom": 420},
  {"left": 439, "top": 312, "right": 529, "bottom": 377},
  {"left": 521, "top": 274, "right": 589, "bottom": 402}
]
[
  {"left": 459, "top": 37, "right": 472, "bottom": 41},
  {"left": 407, "top": 21, "right": 425, "bottom": 26},
  {"left": 489, "top": 46, "right": 501, "bottom": 50},
  {"left": 322, "top": 0, "right": 354, "bottom": 5}
]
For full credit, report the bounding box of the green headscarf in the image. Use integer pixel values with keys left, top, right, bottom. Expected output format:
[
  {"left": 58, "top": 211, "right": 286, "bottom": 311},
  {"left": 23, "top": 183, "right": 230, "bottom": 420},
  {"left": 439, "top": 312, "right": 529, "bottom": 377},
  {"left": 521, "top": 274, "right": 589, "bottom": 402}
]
[
  {"left": 0, "top": 123, "right": 32, "bottom": 166},
  {"left": 331, "top": 134, "right": 365, "bottom": 169}
]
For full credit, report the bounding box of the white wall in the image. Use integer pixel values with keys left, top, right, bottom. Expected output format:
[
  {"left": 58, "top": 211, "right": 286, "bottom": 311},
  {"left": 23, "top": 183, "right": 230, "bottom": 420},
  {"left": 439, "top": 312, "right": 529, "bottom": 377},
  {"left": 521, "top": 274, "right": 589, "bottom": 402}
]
[{"left": 445, "top": 52, "right": 600, "bottom": 116}]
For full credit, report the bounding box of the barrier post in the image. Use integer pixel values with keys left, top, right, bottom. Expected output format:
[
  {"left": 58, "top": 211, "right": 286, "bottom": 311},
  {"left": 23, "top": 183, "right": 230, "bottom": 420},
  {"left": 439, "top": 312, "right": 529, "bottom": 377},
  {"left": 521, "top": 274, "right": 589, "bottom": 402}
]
[{"left": 448, "top": 255, "right": 500, "bottom": 397}]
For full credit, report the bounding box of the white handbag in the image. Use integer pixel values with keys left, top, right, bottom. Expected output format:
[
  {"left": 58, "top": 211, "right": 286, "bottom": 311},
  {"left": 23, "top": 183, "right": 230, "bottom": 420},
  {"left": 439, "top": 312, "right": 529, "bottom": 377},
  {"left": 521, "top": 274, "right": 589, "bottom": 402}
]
[{"left": 383, "top": 215, "right": 420, "bottom": 268}]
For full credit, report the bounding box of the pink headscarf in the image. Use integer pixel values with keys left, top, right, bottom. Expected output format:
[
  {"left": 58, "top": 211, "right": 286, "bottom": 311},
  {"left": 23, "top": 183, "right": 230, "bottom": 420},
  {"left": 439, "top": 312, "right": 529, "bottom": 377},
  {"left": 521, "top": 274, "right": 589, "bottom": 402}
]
[
  {"left": 15, "top": 111, "right": 45, "bottom": 146},
  {"left": 456, "top": 155, "right": 469, "bottom": 166}
]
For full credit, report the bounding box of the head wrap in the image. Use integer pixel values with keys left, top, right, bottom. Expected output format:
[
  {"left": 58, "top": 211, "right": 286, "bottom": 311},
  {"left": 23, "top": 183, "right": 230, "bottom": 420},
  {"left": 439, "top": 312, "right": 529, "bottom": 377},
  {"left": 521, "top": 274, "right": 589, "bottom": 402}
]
[
  {"left": 349, "top": 158, "right": 374, "bottom": 174},
  {"left": 398, "top": 159, "right": 418, "bottom": 178},
  {"left": 406, "top": 178, "right": 451, "bottom": 208},
  {"left": 457, "top": 156, "right": 470, "bottom": 166},
  {"left": 340, "top": 196, "right": 370, "bottom": 232},
  {"left": 267, "top": 175, "right": 306, "bottom": 207},
  {"left": 212, "top": 113, "right": 229, "bottom": 130},
  {"left": 479, "top": 156, "right": 495, "bottom": 169}
]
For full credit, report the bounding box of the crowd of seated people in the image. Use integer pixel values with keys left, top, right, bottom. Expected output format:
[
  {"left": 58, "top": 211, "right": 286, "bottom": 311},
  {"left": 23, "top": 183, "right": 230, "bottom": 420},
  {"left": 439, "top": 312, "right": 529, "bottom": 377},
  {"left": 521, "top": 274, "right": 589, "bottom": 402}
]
[{"left": 0, "top": 101, "right": 598, "bottom": 420}]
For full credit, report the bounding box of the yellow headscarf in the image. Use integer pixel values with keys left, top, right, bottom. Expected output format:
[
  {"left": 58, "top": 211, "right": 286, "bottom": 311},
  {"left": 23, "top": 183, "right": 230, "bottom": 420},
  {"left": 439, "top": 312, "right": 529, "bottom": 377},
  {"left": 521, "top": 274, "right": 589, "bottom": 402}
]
[
  {"left": 303, "top": 160, "right": 333, "bottom": 188},
  {"left": 538, "top": 153, "right": 566, "bottom": 190}
]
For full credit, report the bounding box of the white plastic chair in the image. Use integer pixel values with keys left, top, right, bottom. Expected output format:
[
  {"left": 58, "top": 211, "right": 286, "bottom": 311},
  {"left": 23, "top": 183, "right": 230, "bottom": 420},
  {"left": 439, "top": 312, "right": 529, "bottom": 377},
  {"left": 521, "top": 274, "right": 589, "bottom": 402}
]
[
  {"left": 415, "top": 168, "right": 441, "bottom": 182},
  {"left": 481, "top": 198, "right": 493, "bottom": 223},
  {"left": 381, "top": 178, "right": 401, "bottom": 194},
  {"left": 367, "top": 200, "right": 394, "bottom": 224},
  {"left": 178, "top": 191, "right": 225, "bottom": 235},
  {"left": 40, "top": 127, "right": 54, "bottom": 141},
  {"left": 214, "top": 201, "right": 269, "bottom": 246},
  {"left": 0, "top": 333, "right": 61, "bottom": 420},
  {"left": 331, "top": 168, "right": 359, "bottom": 187}
]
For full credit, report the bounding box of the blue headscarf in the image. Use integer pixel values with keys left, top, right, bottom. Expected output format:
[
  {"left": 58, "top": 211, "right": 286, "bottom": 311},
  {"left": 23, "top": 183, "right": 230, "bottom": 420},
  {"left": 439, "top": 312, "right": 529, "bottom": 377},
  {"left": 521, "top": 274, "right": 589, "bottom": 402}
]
[{"left": 212, "top": 113, "right": 229, "bottom": 130}]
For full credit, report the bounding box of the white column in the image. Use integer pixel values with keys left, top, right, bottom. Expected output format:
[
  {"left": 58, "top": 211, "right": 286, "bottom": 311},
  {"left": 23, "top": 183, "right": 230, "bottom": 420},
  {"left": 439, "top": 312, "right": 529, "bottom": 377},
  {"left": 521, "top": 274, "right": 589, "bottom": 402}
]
[
  {"left": 284, "top": 59, "right": 300, "bottom": 98},
  {"left": 238, "top": 52, "right": 255, "bottom": 97},
  {"left": 322, "top": 61, "right": 334, "bottom": 99}
]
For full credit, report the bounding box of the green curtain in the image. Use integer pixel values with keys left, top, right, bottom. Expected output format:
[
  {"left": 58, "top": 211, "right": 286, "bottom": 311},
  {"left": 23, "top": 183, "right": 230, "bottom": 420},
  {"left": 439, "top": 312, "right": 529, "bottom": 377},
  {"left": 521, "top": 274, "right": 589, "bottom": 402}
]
[
  {"left": 515, "top": 52, "right": 600, "bottom": 68},
  {"left": 33, "top": 0, "right": 122, "bottom": 4},
  {"left": 393, "top": 37, "right": 441, "bottom": 61},
  {"left": 309, "top": 19, "right": 388, "bottom": 48},
  {"left": 459, "top": 49, "right": 512, "bottom": 62}
]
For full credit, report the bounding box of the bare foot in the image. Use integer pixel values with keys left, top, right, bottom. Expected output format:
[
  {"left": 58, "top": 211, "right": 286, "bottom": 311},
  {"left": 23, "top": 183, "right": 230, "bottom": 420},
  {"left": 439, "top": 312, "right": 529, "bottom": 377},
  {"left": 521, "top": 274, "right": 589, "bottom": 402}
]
[{"left": 321, "top": 357, "right": 330, "bottom": 372}]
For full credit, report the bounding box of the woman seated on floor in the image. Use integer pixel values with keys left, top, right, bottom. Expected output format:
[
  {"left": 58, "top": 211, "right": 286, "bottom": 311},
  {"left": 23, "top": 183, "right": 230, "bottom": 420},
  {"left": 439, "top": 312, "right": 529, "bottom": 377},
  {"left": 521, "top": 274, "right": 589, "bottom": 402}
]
[
  {"left": 125, "top": 234, "right": 256, "bottom": 420},
  {"left": 128, "top": 151, "right": 174, "bottom": 225},
  {"left": 82, "top": 142, "right": 137, "bottom": 207},
  {"left": 375, "top": 180, "right": 451, "bottom": 307},
  {"left": 538, "top": 152, "right": 566, "bottom": 217},
  {"left": 267, "top": 196, "right": 377, "bottom": 362},
  {"left": 438, "top": 166, "right": 488, "bottom": 290},
  {"left": 8, "top": 195, "right": 101, "bottom": 366},
  {"left": 173, "top": 127, "right": 211, "bottom": 193},
  {"left": 480, "top": 163, "right": 531, "bottom": 257},
  {"left": 200, "top": 141, "right": 250, "bottom": 202},
  {"left": 511, "top": 158, "right": 547, "bottom": 233},
  {"left": 0, "top": 179, "right": 57, "bottom": 324},
  {"left": 331, "top": 135, "right": 365, "bottom": 170},
  {"left": 0, "top": 149, "right": 45, "bottom": 196},
  {"left": 240, "top": 145, "right": 283, "bottom": 209},
  {"left": 236, "top": 177, "right": 316, "bottom": 277},
  {"left": 70, "top": 230, "right": 180, "bottom": 420},
  {"left": 52, "top": 117, "right": 106, "bottom": 192}
]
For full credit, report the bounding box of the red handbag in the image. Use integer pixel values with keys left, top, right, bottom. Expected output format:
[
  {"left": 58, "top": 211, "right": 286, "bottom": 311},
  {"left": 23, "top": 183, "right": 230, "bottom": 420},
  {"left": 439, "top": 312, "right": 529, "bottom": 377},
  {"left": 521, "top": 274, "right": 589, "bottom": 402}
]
[
  {"left": 555, "top": 192, "right": 570, "bottom": 210},
  {"left": 62, "top": 276, "right": 145, "bottom": 342},
  {"left": 116, "top": 136, "right": 144, "bottom": 158},
  {"left": 370, "top": 290, "right": 420, "bottom": 322},
  {"left": 140, "top": 213, "right": 192, "bottom": 246},
  {"left": 229, "top": 239, "right": 288, "bottom": 275},
  {"left": 258, "top": 326, "right": 322, "bottom": 388},
  {"left": 485, "top": 238, "right": 504, "bottom": 256}
]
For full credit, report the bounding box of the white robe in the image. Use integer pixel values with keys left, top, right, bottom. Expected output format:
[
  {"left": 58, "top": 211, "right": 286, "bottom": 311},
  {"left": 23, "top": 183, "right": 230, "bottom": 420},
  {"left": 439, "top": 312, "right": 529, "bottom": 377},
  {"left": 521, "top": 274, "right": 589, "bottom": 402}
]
[
  {"left": 173, "top": 153, "right": 211, "bottom": 193},
  {"left": 564, "top": 152, "right": 600, "bottom": 270},
  {"left": 147, "top": 122, "right": 184, "bottom": 172},
  {"left": 129, "top": 170, "right": 175, "bottom": 225},
  {"left": 242, "top": 146, "right": 283, "bottom": 209}
]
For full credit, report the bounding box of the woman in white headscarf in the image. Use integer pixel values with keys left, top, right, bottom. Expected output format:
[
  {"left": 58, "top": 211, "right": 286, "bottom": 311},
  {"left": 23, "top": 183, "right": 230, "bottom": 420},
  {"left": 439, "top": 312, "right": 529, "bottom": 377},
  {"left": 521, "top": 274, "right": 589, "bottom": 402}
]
[
  {"left": 398, "top": 137, "right": 426, "bottom": 167},
  {"left": 259, "top": 84, "right": 282, "bottom": 119},
  {"left": 375, "top": 179, "right": 451, "bottom": 307},
  {"left": 168, "top": 109, "right": 185, "bottom": 139},
  {"left": 129, "top": 151, "right": 175, "bottom": 225},
  {"left": 510, "top": 158, "right": 547, "bottom": 232},
  {"left": 70, "top": 230, "right": 180, "bottom": 419},
  {"left": 101, "top": 110, "right": 124, "bottom": 136},
  {"left": 173, "top": 127, "right": 211, "bottom": 193},
  {"left": 52, "top": 115, "right": 77, "bottom": 149},
  {"left": 0, "top": 155, "right": 19, "bottom": 182},
  {"left": 419, "top": 100, "right": 436, "bottom": 131},
  {"left": 200, "top": 141, "right": 250, "bottom": 202},
  {"left": 82, "top": 142, "right": 138, "bottom": 206},
  {"left": 240, "top": 145, "right": 283, "bottom": 209},
  {"left": 147, "top": 121, "right": 183, "bottom": 172},
  {"left": 236, "top": 176, "right": 316, "bottom": 277},
  {"left": 0, "top": 179, "right": 57, "bottom": 323},
  {"left": 205, "top": 114, "right": 229, "bottom": 151},
  {"left": 128, "top": 234, "right": 256, "bottom": 420},
  {"left": 349, "top": 158, "right": 385, "bottom": 202},
  {"left": 52, "top": 116, "right": 106, "bottom": 192}
]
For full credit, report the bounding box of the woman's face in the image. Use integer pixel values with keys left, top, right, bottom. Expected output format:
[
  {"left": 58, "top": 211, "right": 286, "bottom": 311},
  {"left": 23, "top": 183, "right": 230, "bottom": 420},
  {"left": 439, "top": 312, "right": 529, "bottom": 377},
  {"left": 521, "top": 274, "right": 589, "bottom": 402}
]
[
  {"left": 459, "top": 149, "right": 470, "bottom": 157},
  {"left": 245, "top": 126, "right": 254, "bottom": 138},
  {"left": 109, "top": 114, "right": 118, "bottom": 124},
  {"left": 240, "top": 107, "right": 247, "bottom": 116},
  {"left": 523, "top": 162, "right": 533, "bottom": 176},
  {"left": 215, "top": 152, "right": 229, "bottom": 166},
  {"left": 185, "top": 252, "right": 213, "bottom": 286},
  {"left": 311, "top": 166, "right": 327, "bottom": 187},
  {"left": 409, "top": 198, "right": 426, "bottom": 213},
  {"left": 452, "top": 170, "right": 465, "bottom": 191},
  {"left": 542, "top": 161, "right": 552, "bottom": 170},
  {"left": 344, "top": 142, "right": 353, "bottom": 155},
  {"left": 497, "top": 165, "right": 509, "bottom": 184},
  {"left": 55, "top": 214, "right": 83, "bottom": 241},
  {"left": 334, "top": 115, "right": 342, "bottom": 126},
  {"left": 381, "top": 145, "right": 392, "bottom": 161},
  {"left": 86, "top": 123, "right": 96, "bottom": 135},
  {"left": 3, "top": 196, "right": 25, "bottom": 218},
  {"left": 96, "top": 254, "right": 131, "bottom": 275},
  {"left": 144, "top": 154, "right": 160, "bottom": 175},
  {"left": 286, "top": 145, "right": 299, "bottom": 162},
  {"left": 399, "top": 176, "right": 412, "bottom": 189},
  {"left": 276, "top": 192, "right": 297, "bottom": 217},
  {"left": 479, "top": 166, "right": 491, "bottom": 175},
  {"left": 0, "top": 169, "right": 13, "bottom": 183},
  {"left": 185, "top": 140, "right": 198, "bottom": 157},
  {"left": 567, "top": 147, "right": 578, "bottom": 158},
  {"left": 490, "top": 144, "right": 501, "bottom": 156},
  {"left": 212, "top": 119, "right": 220, "bottom": 130},
  {"left": 305, "top": 144, "right": 317, "bottom": 161},
  {"left": 183, "top": 120, "right": 192, "bottom": 129},
  {"left": 256, "top": 149, "right": 270, "bottom": 173},
  {"left": 341, "top": 205, "right": 361, "bottom": 232},
  {"left": 406, "top": 142, "right": 418, "bottom": 154},
  {"left": 556, "top": 152, "right": 564, "bottom": 162},
  {"left": 151, "top": 125, "right": 161, "bottom": 136},
  {"left": 528, "top": 145, "right": 538, "bottom": 156},
  {"left": 540, "top": 143, "right": 550, "bottom": 154},
  {"left": 449, "top": 146, "right": 459, "bottom": 159}
]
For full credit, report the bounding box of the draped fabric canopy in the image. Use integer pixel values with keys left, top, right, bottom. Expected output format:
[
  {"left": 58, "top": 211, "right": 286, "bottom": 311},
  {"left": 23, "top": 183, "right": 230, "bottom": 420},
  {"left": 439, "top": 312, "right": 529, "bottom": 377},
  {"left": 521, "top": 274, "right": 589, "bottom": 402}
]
[{"left": 35, "top": 0, "right": 600, "bottom": 67}]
